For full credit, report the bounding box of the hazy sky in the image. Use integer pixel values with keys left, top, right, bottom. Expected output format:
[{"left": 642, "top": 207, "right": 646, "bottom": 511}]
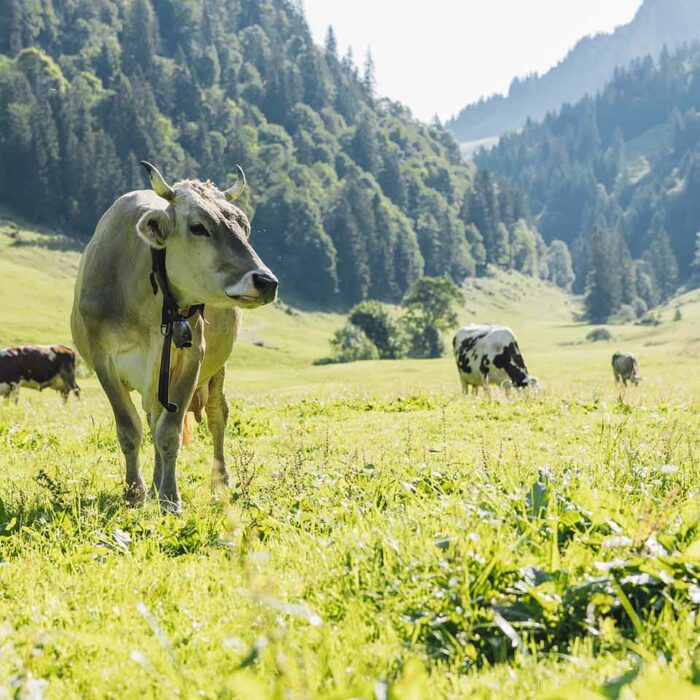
[{"left": 303, "top": 0, "right": 644, "bottom": 121}]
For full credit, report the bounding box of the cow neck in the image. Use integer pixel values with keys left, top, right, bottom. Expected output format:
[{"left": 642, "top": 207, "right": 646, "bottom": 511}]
[{"left": 149, "top": 247, "right": 205, "bottom": 413}]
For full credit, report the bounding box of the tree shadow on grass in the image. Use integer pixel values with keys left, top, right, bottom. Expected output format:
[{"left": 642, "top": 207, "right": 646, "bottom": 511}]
[{"left": 9, "top": 232, "right": 85, "bottom": 254}]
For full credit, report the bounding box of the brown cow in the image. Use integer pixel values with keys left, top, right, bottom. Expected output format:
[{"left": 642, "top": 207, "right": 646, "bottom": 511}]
[{"left": 0, "top": 345, "right": 80, "bottom": 403}]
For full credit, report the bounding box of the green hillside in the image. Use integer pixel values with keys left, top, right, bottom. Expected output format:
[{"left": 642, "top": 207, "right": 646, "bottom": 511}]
[
  {"left": 0, "top": 219, "right": 575, "bottom": 387},
  {"left": 477, "top": 40, "right": 700, "bottom": 324},
  {"left": 3, "top": 219, "right": 699, "bottom": 401},
  {"left": 0, "top": 218, "right": 79, "bottom": 345}
]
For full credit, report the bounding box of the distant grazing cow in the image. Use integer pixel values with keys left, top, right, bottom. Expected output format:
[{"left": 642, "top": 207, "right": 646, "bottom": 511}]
[
  {"left": 0, "top": 345, "right": 80, "bottom": 403},
  {"left": 453, "top": 324, "right": 539, "bottom": 396},
  {"left": 612, "top": 351, "right": 641, "bottom": 386},
  {"left": 71, "top": 162, "right": 277, "bottom": 513}
]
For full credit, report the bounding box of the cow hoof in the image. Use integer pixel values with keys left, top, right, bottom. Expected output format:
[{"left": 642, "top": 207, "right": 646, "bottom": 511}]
[
  {"left": 125, "top": 485, "right": 146, "bottom": 507},
  {"left": 159, "top": 498, "right": 182, "bottom": 516},
  {"left": 211, "top": 470, "right": 231, "bottom": 493}
]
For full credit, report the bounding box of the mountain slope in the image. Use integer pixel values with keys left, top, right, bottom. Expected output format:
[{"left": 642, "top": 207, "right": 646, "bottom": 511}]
[
  {"left": 474, "top": 40, "right": 700, "bottom": 320},
  {"left": 447, "top": 0, "right": 700, "bottom": 143},
  {"left": 0, "top": 0, "right": 556, "bottom": 310}
]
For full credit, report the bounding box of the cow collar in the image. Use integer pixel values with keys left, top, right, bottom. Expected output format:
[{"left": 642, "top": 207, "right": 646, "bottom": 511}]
[{"left": 149, "top": 248, "right": 205, "bottom": 413}]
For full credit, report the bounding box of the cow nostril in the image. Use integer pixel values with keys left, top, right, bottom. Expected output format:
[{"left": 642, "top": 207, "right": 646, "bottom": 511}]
[{"left": 252, "top": 272, "right": 278, "bottom": 295}]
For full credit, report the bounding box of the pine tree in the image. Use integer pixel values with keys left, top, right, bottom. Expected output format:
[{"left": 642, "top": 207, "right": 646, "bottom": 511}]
[
  {"left": 644, "top": 218, "right": 679, "bottom": 300},
  {"left": 297, "top": 43, "right": 328, "bottom": 109},
  {"left": 362, "top": 49, "right": 376, "bottom": 97},
  {"left": 585, "top": 228, "right": 622, "bottom": 322},
  {"left": 493, "top": 223, "right": 511, "bottom": 268},
  {"left": 350, "top": 112, "right": 380, "bottom": 174},
  {"left": 378, "top": 145, "right": 407, "bottom": 207},
  {"left": 324, "top": 26, "right": 337, "bottom": 58},
  {"left": 30, "top": 96, "right": 61, "bottom": 212},
  {"left": 461, "top": 169, "right": 500, "bottom": 265},
  {"left": 94, "top": 39, "right": 121, "bottom": 87},
  {"left": 324, "top": 178, "right": 372, "bottom": 304},
  {"left": 692, "top": 232, "right": 700, "bottom": 273},
  {"left": 122, "top": 0, "right": 159, "bottom": 76},
  {"left": 341, "top": 47, "right": 356, "bottom": 78},
  {"left": 546, "top": 240, "right": 575, "bottom": 290},
  {"left": 254, "top": 185, "right": 338, "bottom": 302}
]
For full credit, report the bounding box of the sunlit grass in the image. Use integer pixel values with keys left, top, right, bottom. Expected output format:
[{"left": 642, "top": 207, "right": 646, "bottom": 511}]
[{"left": 1, "top": 381, "right": 699, "bottom": 697}]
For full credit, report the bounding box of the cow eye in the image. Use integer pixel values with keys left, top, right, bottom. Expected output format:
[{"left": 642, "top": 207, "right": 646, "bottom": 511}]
[{"left": 189, "top": 223, "right": 210, "bottom": 237}]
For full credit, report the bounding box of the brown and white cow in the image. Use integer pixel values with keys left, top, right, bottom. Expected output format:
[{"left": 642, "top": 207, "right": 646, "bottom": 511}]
[
  {"left": 71, "top": 162, "right": 277, "bottom": 513},
  {"left": 0, "top": 345, "right": 80, "bottom": 403},
  {"left": 453, "top": 324, "right": 539, "bottom": 396}
]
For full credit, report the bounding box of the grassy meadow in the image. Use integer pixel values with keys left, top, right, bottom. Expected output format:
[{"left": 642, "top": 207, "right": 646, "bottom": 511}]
[{"left": 1, "top": 222, "right": 700, "bottom": 698}]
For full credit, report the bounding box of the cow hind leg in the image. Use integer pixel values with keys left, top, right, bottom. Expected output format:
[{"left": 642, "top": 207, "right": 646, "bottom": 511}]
[
  {"left": 94, "top": 361, "right": 146, "bottom": 506},
  {"left": 458, "top": 373, "right": 469, "bottom": 395},
  {"left": 205, "top": 367, "right": 230, "bottom": 493}
]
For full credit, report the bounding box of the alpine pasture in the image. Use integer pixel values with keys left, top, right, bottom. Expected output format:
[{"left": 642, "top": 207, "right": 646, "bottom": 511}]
[{"left": 1, "top": 221, "right": 699, "bottom": 698}]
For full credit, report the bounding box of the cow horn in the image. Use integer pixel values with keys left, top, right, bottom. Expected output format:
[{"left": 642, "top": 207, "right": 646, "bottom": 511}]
[
  {"left": 223, "top": 165, "right": 246, "bottom": 202},
  {"left": 140, "top": 161, "right": 175, "bottom": 201}
]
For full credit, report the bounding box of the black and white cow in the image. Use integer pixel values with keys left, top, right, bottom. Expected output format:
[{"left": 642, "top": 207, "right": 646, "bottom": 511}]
[
  {"left": 0, "top": 345, "right": 80, "bottom": 403},
  {"left": 612, "top": 351, "right": 641, "bottom": 386},
  {"left": 453, "top": 324, "right": 539, "bottom": 395}
]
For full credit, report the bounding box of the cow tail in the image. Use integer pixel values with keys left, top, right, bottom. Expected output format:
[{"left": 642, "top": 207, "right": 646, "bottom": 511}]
[{"left": 181, "top": 412, "right": 195, "bottom": 447}]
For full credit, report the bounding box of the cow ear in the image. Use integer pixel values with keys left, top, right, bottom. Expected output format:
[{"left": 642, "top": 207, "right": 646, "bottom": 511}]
[{"left": 136, "top": 209, "right": 173, "bottom": 249}]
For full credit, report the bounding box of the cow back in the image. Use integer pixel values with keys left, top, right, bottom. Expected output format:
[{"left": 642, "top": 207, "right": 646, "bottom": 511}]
[{"left": 0, "top": 345, "right": 75, "bottom": 385}]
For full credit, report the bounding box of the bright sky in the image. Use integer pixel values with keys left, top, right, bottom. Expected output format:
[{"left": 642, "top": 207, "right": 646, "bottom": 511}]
[{"left": 302, "top": 0, "right": 644, "bottom": 122}]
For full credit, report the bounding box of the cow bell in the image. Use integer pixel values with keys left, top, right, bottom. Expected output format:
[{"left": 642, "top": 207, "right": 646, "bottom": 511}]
[{"left": 172, "top": 318, "right": 193, "bottom": 348}]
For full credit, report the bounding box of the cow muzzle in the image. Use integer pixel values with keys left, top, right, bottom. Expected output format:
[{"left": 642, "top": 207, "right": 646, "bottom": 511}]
[
  {"left": 225, "top": 269, "right": 278, "bottom": 307},
  {"left": 526, "top": 376, "right": 541, "bottom": 391}
]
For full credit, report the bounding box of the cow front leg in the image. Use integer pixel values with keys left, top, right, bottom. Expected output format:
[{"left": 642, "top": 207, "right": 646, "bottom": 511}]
[
  {"left": 153, "top": 411, "right": 184, "bottom": 513},
  {"left": 94, "top": 360, "right": 146, "bottom": 506},
  {"left": 152, "top": 352, "right": 201, "bottom": 514},
  {"left": 148, "top": 410, "right": 162, "bottom": 499},
  {"left": 205, "top": 367, "right": 230, "bottom": 492}
]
